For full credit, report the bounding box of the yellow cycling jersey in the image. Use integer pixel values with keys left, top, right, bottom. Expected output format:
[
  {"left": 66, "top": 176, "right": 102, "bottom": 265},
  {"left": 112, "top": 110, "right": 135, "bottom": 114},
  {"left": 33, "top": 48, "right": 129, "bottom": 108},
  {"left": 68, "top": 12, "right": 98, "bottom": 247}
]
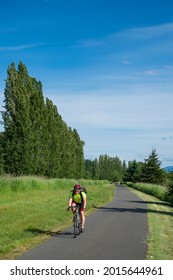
[{"left": 69, "top": 191, "right": 86, "bottom": 203}]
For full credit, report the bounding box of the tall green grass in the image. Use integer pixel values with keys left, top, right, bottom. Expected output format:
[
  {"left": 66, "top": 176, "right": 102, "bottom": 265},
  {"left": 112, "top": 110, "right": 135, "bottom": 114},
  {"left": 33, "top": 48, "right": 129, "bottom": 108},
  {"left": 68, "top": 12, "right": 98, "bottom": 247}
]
[
  {"left": 0, "top": 176, "right": 114, "bottom": 259},
  {"left": 126, "top": 182, "right": 167, "bottom": 202}
]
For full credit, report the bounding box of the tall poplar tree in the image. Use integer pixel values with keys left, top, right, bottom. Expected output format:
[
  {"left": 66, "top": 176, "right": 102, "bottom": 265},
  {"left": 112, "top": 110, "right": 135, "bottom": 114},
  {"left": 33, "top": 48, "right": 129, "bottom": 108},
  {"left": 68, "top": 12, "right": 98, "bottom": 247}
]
[
  {"left": 73, "top": 129, "right": 85, "bottom": 178},
  {"left": 45, "top": 98, "right": 62, "bottom": 177},
  {"left": 29, "top": 77, "right": 47, "bottom": 174},
  {"left": 2, "top": 62, "right": 32, "bottom": 174}
]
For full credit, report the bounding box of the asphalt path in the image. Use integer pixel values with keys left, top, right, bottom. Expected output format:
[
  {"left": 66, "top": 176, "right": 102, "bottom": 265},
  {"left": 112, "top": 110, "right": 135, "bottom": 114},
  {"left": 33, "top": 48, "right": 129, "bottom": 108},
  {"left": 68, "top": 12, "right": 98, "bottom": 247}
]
[{"left": 17, "top": 185, "right": 148, "bottom": 260}]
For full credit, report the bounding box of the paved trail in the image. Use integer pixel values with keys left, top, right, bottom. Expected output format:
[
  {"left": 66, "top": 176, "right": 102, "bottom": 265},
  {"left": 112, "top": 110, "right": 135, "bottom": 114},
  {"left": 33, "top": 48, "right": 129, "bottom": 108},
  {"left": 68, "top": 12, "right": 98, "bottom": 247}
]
[{"left": 17, "top": 186, "right": 148, "bottom": 260}]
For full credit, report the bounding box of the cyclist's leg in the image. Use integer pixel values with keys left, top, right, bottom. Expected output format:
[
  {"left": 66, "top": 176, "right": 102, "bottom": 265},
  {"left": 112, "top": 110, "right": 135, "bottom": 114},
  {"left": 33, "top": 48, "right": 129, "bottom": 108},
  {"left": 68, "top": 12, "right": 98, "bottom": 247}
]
[
  {"left": 71, "top": 202, "right": 76, "bottom": 222},
  {"left": 71, "top": 201, "right": 76, "bottom": 213},
  {"left": 80, "top": 205, "right": 85, "bottom": 231}
]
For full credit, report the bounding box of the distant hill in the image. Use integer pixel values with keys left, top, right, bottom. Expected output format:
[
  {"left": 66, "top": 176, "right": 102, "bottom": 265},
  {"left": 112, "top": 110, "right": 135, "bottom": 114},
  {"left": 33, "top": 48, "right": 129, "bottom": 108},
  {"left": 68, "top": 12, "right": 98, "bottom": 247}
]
[{"left": 163, "top": 166, "right": 173, "bottom": 173}]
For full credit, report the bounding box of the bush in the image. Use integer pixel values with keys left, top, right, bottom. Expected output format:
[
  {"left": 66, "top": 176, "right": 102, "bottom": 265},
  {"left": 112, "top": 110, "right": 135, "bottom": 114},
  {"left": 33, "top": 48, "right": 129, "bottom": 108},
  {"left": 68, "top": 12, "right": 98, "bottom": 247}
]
[{"left": 166, "top": 181, "right": 173, "bottom": 206}]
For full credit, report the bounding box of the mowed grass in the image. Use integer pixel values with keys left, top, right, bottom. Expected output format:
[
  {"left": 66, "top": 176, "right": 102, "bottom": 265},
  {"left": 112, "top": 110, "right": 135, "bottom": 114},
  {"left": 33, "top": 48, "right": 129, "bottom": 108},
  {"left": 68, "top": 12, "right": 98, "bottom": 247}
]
[
  {"left": 0, "top": 176, "right": 114, "bottom": 259},
  {"left": 127, "top": 186, "right": 173, "bottom": 260}
]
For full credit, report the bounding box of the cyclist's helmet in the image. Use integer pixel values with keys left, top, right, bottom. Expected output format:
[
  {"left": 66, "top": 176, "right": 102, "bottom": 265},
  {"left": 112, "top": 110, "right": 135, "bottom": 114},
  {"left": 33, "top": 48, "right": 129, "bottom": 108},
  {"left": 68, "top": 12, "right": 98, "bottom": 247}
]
[{"left": 74, "top": 184, "right": 81, "bottom": 190}]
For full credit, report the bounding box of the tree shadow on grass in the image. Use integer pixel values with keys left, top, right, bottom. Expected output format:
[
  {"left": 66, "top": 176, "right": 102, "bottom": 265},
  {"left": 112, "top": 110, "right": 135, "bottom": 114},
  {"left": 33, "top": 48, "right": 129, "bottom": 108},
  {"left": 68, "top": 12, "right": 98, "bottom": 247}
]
[{"left": 25, "top": 228, "right": 73, "bottom": 239}]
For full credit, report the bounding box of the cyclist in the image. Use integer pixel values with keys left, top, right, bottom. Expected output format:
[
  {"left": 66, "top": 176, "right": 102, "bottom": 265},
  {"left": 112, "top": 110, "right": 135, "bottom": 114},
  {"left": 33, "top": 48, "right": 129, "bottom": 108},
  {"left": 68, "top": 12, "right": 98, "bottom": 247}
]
[{"left": 67, "top": 184, "right": 87, "bottom": 232}]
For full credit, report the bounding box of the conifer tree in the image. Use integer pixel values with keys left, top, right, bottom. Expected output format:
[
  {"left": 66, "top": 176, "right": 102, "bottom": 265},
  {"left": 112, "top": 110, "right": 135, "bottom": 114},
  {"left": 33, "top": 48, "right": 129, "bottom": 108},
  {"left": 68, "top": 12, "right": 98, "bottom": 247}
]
[
  {"left": 141, "top": 149, "right": 164, "bottom": 184},
  {"left": 124, "top": 160, "right": 141, "bottom": 182}
]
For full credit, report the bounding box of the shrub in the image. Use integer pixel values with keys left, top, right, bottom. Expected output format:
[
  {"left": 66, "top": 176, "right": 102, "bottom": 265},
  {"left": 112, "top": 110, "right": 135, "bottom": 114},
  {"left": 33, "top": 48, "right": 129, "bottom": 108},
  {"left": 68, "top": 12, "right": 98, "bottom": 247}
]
[{"left": 166, "top": 181, "right": 173, "bottom": 206}]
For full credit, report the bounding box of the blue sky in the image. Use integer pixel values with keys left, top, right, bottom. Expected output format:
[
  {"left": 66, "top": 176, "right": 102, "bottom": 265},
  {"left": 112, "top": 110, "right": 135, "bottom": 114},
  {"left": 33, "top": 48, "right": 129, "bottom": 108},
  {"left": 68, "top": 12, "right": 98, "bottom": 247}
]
[{"left": 0, "top": 0, "right": 173, "bottom": 167}]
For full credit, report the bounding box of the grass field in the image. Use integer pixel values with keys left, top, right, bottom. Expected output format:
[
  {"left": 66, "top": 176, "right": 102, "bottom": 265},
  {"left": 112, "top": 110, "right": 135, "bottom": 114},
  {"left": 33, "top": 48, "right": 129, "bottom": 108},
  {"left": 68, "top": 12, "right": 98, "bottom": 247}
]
[{"left": 0, "top": 176, "right": 114, "bottom": 259}]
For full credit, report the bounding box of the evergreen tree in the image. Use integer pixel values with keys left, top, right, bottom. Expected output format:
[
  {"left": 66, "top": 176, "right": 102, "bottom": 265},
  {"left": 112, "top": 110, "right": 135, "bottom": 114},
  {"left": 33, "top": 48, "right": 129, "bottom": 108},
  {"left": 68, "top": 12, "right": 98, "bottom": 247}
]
[{"left": 141, "top": 149, "right": 164, "bottom": 184}]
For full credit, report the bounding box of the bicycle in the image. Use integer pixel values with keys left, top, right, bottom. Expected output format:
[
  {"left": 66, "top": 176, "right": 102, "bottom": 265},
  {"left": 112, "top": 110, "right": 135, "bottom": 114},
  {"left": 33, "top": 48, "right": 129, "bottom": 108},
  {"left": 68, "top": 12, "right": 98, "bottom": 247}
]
[{"left": 68, "top": 205, "right": 82, "bottom": 238}]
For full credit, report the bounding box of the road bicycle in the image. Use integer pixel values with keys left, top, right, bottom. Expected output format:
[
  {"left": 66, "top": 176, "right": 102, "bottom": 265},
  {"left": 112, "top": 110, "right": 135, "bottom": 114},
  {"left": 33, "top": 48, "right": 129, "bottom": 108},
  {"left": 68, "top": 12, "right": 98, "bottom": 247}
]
[{"left": 68, "top": 205, "right": 82, "bottom": 238}]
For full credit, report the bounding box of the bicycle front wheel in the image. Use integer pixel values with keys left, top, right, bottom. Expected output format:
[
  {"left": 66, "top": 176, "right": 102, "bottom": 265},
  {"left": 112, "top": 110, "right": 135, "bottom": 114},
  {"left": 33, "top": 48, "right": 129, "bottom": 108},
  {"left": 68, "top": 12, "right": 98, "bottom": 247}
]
[{"left": 74, "top": 214, "right": 80, "bottom": 237}]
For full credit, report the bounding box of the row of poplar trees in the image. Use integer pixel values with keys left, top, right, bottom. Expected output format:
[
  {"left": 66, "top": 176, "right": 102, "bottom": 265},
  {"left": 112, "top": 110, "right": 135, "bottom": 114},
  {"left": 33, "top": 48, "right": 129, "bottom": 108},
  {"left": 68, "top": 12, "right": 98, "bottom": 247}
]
[{"left": 0, "top": 62, "right": 85, "bottom": 178}]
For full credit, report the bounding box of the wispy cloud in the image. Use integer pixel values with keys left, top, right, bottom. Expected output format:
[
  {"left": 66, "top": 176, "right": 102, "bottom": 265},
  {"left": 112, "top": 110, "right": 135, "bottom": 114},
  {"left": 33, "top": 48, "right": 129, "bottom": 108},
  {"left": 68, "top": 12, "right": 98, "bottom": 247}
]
[
  {"left": 144, "top": 69, "right": 158, "bottom": 75},
  {"left": 71, "top": 39, "right": 104, "bottom": 48},
  {"left": 48, "top": 90, "right": 173, "bottom": 130},
  {"left": 0, "top": 43, "right": 45, "bottom": 51},
  {"left": 73, "top": 22, "right": 173, "bottom": 50},
  {"left": 110, "top": 22, "right": 173, "bottom": 40},
  {"left": 122, "top": 60, "right": 131, "bottom": 65}
]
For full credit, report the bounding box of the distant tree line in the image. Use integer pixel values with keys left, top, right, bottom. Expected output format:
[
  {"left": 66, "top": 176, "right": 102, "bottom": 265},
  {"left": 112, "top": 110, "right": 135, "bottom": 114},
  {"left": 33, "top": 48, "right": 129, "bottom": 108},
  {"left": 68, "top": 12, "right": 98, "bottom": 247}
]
[
  {"left": 123, "top": 149, "right": 164, "bottom": 184},
  {"left": 84, "top": 155, "right": 126, "bottom": 182},
  {"left": 0, "top": 62, "right": 85, "bottom": 178},
  {"left": 84, "top": 149, "right": 168, "bottom": 186},
  {"left": 84, "top": 150, "right": 173, "bottom": 204}
]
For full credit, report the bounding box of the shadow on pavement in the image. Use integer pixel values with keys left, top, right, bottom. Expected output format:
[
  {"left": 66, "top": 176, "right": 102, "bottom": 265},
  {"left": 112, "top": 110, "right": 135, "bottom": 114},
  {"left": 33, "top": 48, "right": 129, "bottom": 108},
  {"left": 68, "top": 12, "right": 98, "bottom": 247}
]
[
  {"left": 126, "top": 200, "right": 171, "bottom": 207},
  {"left": 98, "top": 206, "right": 173, "bottom": 217},
  {"left": 99, "top": 206, "right": 147, "bottom": 213}
]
